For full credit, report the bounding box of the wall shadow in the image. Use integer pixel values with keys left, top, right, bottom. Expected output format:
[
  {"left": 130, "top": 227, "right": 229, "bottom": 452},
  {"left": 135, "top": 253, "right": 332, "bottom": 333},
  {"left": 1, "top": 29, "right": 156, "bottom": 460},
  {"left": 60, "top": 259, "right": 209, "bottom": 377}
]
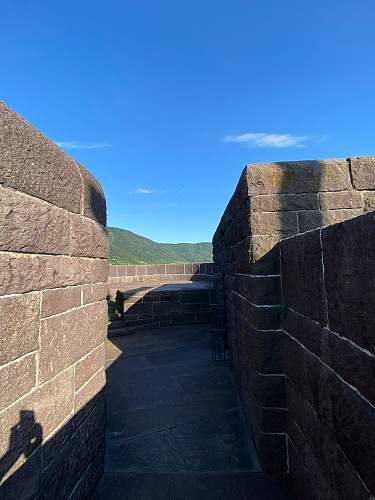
[{"left": 0, "top": 390, "right": 106, "bottom": 499}]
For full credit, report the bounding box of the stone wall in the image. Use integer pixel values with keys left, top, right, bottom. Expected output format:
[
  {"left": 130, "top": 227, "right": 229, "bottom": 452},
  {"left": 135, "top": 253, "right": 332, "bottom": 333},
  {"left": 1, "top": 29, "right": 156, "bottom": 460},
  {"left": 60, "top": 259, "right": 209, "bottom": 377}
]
[
  {"left": 108, "top": 262, "right": 214, "bottom": 291},
  {"left": 281, "top": 212, "right": 375, "bottom": 500},
  {"left": 212, "top": 157, "right": 375, "bottom": 477},
  {"left": 0, "top": 102, "right": 108, "bottom": 499}
]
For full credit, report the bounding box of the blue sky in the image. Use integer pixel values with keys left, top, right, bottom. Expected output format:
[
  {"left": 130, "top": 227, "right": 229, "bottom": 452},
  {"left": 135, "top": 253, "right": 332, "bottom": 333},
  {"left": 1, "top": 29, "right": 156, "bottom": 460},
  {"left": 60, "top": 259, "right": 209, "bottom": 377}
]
[{"left": 1, "top": 1, "right": 375, "bottom": 242}]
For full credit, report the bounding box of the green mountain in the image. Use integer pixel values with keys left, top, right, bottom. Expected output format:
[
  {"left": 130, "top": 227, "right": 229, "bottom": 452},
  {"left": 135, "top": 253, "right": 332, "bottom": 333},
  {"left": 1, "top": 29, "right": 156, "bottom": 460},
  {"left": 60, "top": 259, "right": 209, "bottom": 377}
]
[{"left": 108, "top": 227, "right": 213, "bottom": 265}]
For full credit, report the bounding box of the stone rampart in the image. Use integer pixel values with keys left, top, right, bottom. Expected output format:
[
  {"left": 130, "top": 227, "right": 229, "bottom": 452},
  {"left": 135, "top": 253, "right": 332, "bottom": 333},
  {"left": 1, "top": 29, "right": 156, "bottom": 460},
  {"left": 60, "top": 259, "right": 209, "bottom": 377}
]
[
  {"left": 0, "top": 102, "right": 108, "bottom": 499},
  {"left": 212, "top": 157, "right": 375, "bottom": 494},
  {"left": 108, "top": 262, "right": 214, "bottom": 291},
  {"left": 281, "top": 212, "right": 375, "bottom": 499}
]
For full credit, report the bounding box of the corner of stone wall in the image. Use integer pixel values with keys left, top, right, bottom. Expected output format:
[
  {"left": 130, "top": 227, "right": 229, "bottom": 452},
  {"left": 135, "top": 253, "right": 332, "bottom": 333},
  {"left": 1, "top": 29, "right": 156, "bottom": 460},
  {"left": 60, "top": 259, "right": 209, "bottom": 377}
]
[{"left": 213, "top": 156, "right": 375, "bottom": 474}]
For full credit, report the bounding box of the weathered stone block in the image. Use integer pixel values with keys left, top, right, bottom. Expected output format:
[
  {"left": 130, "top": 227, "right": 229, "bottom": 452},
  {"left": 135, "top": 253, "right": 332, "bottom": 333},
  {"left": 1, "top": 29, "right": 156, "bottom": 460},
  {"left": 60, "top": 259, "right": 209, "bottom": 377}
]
[
  {"left": 233, "top": 292, "right": 281, "bottom": 330},
  {"left": 321, "top": 328, "right": 375, "bottom": 406},
  {"left": 251, "top": 211, "right": 298, "bottom": 236},
  {"left": 322, "top": 212, "right": 375, "bottom": 353},
  {"left": 0, "top": 353, "right": 36, "bottom": 411},
  {"left": 298, "top": 209, "right": 362, "bottom": 232},
  {"left": 239, "top": 319, "right": 283, "bottom": 374},
  {"left": 82, "top": 282, "right": 108, "bottom": 304},
  {"left": 78, "top": 163, "right": 107, "bottom": 225},
  {"left": 255, "top": 432, "right": 288, "bottom": 473},
  {"left": 234, "top": 274, "right": 281, "bottom": 305},
  {"left": 363, "top": 191, "right": 375, "bottom": 212},
  {"left": 39, "top": 302, "right": 107, "bottom": 382},
  {"left": 281, "top": 230, "right": 327, "bottom": 326},
  {"left": 41, "top": 286, "right": 81, "bottom": 318},
  {"left": 245, "top": 159, "right": 349, "bottom": 195},
  {"left": 282, "top": 308, "right": 323, "bottom": 358},
  {"left": 0, "top": 102, "right": 82, "bottom": 212},
  {"left": 70, "top": 213, "right": 108, "bottom": 258},
  {"left": 75, "top": 343, "right": 105, "bottom": 391},
  {"left": 0, "top": 293, "right": 39, "bottom": 364},
  {"left": 319, "top": 191, "right": 363, "bottom": 210},
  {"left": 74, "top": 368, "right": 106, "bottom": 417},
  {"left": 251, "top": 193, "right": 319, "bottom": 212},
  {"left": 350, "top": 156, "right": 375, "bottom": 190},
  {"left": 37, "top": 366, "right": 74, "bottom": 437},
  {"left": 0, "top": 254, "right": 108, "bottom": 295},
  {"left": 0, "top": 186, "right": 70, "bottom": 254}
]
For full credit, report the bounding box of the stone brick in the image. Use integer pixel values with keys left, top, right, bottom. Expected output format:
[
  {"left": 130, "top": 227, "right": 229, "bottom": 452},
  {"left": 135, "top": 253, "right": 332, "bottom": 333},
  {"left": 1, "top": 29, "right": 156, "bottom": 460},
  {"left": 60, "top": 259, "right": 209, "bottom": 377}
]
[
  {"left": 350, "top": 156, "right": 375, "bottom": 190},
  {"left": 238, "top": 318, "right": 283, "bottom": 374},
  {"left": 41, "top": 286, "right": 81, "bottom": 318},
  {"left": 0, "top": 101, "right": 82, "bottom": 212},
  {"left": 70, "top": 213, "right": 108, "bottom": 258},
  {"left": 39, "top": 302, "right": 107, "bottom": 383},
  {"left": 282, "top": 308, "right": 323, "bottom": 358},
  {"left": 37, "top": 366, "right": 74, "bottom": 437},
  {"left": 75, "top": 343, "right": 105, "bottom": 391},
  {"left": 234, "top": 274, "right": 281, "bottom": 305},
  {"left": 322, "top": 212, "right": 375, "bottom": 353},
  {"left": 0, "top": 253, "right": 108, "bottom": 295},
  {"left": 108, "top": 265, "right": 117, "bottom": 277},
  {"left": 74, "top": 368, "right": 106, "bottom": 416},
  {"left": 319, "top": 190, "right": 363, "bottom": 210},
  {"left": 255, "top": 432, "right": 287, "bottom": 473},
  {"left": 363, "top": 191, "right": 375, "bottom": 212},
  {"left": 251, "top": 211, "right": 298, "bottom": 236},
  {"left": 82, "top": 282, "right": 108, "bottom": 304},
  {"left": 321, "top": 328, "right": 375, "bottom": 406},
  {"left": 298, "top": 209, "right": 362, "bottom": 232},
  {"left": 0, "top": 353, "right": 36, "bottom": 411},
  {"left": 0, "top": 293, "right": 39, "bottom": 364},
  {"left": 250, "top": 193, "right": 319, "bottom": 212},
  {"left": 78, "top": 163, "right": 107, "bottom": 225},
  {"left": 251, "top": 235, "right": 281, "bottom": 262},
  {"left": 281, "top": 230, "right": 327, "bottom": 326},
  {"left": 245, "top": 159, "right": 349, "bottom": 195},
  {"left": 233, "top": 292, "right": 281, "bottom": 330},
  {"left": 0, "top": 186, "right": 70, "bottom": 254}
]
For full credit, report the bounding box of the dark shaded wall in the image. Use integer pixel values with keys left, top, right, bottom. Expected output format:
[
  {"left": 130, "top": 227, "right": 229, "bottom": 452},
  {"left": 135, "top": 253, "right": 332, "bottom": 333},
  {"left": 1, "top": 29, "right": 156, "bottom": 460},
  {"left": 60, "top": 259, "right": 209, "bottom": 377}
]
[
  {"left": 0, "top": 102, "right": 108, "bottom": 498},
  {"left": 212, "top": 157, "right": 375, "bottom": 478},
  {"left": 281, "top": 212, "right": 375, "bottom": 500}
]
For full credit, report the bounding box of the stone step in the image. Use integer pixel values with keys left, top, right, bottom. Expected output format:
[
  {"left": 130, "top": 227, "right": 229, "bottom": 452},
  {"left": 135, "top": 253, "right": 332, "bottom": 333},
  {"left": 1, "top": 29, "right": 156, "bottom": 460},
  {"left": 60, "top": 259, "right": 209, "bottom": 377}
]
[{"left": 94, "top": 472, "right": 296, "bottom": 500}]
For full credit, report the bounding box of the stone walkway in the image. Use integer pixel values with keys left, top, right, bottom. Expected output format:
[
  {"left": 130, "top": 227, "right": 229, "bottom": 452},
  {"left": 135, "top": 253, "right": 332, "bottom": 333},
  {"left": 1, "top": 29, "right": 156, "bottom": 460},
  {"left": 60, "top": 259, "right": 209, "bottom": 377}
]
[{"left": 94, "top": 325, "right": 296, "bottom": 499}]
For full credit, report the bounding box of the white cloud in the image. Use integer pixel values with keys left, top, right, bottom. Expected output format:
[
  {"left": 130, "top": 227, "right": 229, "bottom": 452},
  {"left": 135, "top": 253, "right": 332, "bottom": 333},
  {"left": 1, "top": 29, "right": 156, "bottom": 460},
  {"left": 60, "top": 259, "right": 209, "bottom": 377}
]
[
  {"left": 128, "top": 188, "right": 169, "bottom": 195},
  {"left": 223, "top": 132, "right": 308, "bottom": 149},
  {"left": 55, "top": 141, "right": 111, "bottom": 150}
]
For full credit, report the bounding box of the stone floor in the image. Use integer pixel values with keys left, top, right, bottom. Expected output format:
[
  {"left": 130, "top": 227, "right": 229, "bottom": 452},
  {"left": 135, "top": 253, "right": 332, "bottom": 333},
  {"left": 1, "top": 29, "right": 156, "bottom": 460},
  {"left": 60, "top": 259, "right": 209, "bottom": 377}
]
[{"left": 94, "top": 325, "right": 296, "bottom": 499}]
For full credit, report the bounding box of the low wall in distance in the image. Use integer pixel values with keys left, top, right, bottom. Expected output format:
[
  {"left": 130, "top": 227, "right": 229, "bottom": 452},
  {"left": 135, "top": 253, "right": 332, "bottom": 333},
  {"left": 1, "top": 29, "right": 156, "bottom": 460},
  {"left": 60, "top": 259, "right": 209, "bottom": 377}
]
[
  {"left": 0, "top": 103, "right": 108, "bottom": 498},
  {"left": 108, "top": 262, "right": 214, "bottom": 291}
]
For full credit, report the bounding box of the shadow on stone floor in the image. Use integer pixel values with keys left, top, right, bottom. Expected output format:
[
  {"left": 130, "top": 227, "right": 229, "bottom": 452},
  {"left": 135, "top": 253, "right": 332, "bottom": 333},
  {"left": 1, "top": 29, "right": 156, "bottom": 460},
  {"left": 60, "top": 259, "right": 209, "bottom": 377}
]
[{"left": 94, "top": 324, "right": 297, "bottom": 500}]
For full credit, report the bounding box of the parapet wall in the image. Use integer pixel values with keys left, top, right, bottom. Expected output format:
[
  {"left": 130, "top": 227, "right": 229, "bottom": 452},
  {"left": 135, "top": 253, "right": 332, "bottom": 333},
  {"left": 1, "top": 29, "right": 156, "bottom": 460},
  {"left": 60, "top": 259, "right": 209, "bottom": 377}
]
[
  {"left": 0, "top": 103, "right": 108, "bottom": 498},
  {"left": 108, "top": 262, "right": 214, "bottom": 291},
  {"left": 213, "top": 157, "right": 375, "bottom": 497},
  {"left": 281, "top": 213, "right": 375, "bottom": 499}
]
